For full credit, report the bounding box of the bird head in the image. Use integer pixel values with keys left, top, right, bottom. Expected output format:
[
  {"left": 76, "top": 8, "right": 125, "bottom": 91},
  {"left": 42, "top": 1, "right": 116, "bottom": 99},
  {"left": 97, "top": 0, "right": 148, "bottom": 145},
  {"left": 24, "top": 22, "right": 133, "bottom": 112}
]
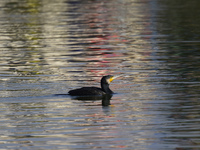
[{"left": 102, "top": 75, "right": 121, "bottom": 84}]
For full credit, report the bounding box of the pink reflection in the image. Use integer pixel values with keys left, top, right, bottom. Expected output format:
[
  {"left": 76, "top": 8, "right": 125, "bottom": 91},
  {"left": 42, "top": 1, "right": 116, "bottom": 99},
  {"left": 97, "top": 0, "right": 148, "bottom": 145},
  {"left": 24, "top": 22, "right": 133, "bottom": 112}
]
[{"left": 76, "top": 1, "right": 127, "bottom": 77}]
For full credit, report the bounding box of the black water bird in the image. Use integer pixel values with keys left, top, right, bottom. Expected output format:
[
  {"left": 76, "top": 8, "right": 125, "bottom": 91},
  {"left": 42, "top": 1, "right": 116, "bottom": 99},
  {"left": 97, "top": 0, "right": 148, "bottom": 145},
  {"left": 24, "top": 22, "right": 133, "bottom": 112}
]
[{"left": 68, "top": 75, "right": 118, "bottom": 96}]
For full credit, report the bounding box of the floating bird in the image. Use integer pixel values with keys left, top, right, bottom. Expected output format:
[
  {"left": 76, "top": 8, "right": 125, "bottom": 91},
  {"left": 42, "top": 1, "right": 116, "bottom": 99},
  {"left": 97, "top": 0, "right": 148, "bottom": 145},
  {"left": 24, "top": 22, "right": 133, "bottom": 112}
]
[{"left": 68, "top": 75, "right": 119, "bottom": 96}]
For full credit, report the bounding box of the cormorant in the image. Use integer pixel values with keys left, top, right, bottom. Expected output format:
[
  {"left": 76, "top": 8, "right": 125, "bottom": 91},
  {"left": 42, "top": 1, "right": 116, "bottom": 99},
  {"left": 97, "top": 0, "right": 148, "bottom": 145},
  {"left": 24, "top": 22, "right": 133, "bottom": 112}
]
[{"left": 68, "top": 75, "right": 118, "bottom": 96}]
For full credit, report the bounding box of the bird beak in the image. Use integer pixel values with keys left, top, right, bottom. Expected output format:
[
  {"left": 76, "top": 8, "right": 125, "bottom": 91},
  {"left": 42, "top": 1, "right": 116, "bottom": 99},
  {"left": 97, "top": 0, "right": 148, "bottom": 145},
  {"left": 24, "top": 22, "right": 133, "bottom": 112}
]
[{"left": 109, "top": 75, "right": 122, "bottom": 82}]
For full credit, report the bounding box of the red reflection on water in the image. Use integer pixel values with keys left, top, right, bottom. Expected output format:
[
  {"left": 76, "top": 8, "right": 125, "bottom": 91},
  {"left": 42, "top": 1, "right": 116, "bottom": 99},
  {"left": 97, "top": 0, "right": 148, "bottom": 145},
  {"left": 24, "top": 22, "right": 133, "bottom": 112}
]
[{"left": 76, "top": 1, "right": 127, "bottom": 77}]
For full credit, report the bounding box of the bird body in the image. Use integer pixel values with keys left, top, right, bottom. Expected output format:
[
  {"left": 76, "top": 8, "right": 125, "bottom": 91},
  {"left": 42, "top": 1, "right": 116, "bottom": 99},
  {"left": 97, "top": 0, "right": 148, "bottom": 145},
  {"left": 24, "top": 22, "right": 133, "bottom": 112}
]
[
  {"left": 68, "top": 75, "right": 116, "bottom": 96},
  {"left": 68, "top": 87, "right": 106, "bottom": 96}
]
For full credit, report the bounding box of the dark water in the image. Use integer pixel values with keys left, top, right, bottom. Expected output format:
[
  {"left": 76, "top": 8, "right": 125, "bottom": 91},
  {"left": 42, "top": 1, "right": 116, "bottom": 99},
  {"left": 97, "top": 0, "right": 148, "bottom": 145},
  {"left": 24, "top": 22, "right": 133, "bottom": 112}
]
[{"left": 1, "top": 0, "right": 200, "bottom": 149}]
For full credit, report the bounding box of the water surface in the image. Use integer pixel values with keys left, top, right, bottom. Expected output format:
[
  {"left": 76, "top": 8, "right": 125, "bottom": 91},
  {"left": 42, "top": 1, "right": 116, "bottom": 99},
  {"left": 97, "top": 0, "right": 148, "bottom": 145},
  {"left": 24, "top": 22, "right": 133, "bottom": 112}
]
[{"left": 0, "top": 0, "right": 200, "bottom": 149}]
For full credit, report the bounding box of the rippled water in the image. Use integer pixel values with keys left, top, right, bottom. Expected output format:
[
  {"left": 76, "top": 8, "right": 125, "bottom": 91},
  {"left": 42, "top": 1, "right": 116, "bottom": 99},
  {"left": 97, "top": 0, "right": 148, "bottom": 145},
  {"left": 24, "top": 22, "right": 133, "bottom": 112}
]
[{"left": 1, "top": 0, "right": 200, "bottom": 149}]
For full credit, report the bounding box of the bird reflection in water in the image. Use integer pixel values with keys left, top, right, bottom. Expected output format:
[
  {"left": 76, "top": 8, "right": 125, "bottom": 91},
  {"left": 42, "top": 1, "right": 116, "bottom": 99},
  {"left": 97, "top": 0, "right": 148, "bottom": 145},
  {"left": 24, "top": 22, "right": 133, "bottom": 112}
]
[{"left": 71, "top": 94, "right": 112, "bottom": 106}]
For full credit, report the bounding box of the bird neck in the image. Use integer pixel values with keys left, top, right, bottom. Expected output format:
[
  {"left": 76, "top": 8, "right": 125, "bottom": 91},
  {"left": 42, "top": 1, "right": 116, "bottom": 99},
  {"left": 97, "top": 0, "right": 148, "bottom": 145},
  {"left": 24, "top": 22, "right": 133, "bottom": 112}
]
[{"left": 101, "top": 82, "right": 113, "bottom": 94}]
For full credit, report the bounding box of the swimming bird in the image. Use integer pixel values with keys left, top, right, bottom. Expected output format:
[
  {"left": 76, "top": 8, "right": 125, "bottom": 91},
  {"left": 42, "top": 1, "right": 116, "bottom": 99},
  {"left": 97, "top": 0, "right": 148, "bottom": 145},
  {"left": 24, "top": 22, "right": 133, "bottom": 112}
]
[{"left": 68, "top": 75, "right": 118, "bottom": 96}]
